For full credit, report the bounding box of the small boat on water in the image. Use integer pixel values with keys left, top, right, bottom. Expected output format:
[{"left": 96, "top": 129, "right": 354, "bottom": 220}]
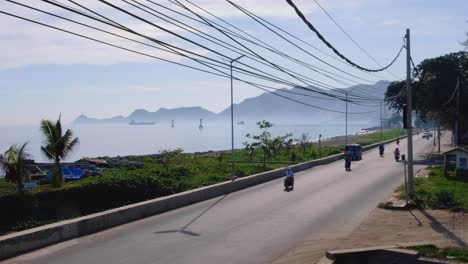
[{"left": 129, "top": 120, "right": 155, "bottom": 126}]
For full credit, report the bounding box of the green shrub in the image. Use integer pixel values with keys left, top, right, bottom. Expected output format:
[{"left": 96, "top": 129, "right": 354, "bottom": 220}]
[
  {"left": 0, "top": 180, "right": 16, "bottom": 197},
  {"left": 0, "top": 194, "right": 38, "bottom": 228},
  {"left": 435, "top": 190, "right": 459, "bottom": 207},
  {"left": 0, "top": 170, "right": 186, "bottom": 231}
]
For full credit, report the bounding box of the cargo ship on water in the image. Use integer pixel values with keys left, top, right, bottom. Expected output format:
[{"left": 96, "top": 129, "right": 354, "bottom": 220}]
[{"left": 129, "top": 120, "right": 155, "bottom": 125}]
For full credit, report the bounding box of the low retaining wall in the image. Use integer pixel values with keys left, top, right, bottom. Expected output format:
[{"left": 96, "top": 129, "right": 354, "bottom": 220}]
[{"left": 0, "top": 134, "right": 406, "bottom": 260}]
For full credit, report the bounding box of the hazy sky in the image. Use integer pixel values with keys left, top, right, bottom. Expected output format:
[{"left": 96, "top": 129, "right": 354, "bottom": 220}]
[{"left": 0, "top": 0, "right": 466, "bottom": 125}]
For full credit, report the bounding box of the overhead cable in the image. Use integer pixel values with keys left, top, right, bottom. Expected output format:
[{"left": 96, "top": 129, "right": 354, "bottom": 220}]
[{"left": 285, "top": 0, "right": 404, "bottom": 73}]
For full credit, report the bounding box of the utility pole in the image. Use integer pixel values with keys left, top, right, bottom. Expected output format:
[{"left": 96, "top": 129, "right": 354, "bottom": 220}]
[
  {"left": 405, "top": 28, "right": 415, "bottom": 198},
  {"left": 230, "top": 55, "right": 244, "bottom": 180},
  {"left": 345, "top": 91, "right": 348, "bottom": 146},
  {"left": 433, "top": 121, "right": 436, "bottom": 146},
  {"left": 455, "top": 77, "right": 460, "bottom": 146}
]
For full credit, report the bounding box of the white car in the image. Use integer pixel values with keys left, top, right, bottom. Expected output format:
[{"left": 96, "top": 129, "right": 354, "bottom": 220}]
[{"left": 422, "top": 132, "right": 433, "bottom": 139}]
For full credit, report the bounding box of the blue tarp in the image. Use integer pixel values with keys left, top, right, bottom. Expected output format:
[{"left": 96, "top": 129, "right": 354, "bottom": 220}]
[{"left": 46, "top": 167, "right": 87, "bottom": 181}]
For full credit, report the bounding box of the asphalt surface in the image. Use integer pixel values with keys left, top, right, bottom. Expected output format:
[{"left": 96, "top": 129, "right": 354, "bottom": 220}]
[{"left": 3, "top": 136, "right": 434, "bottom": 264}]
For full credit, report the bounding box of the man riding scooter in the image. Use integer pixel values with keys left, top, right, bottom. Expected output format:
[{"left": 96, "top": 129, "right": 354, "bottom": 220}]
[
  {"left": 394, "top": 148, "right": 400, "bottom": 162},
  {"left": 284, "top": 167, "right": 294, "bottom": 189},
  {"left": 379, "top": 144, "right": 385, "bottom": 157},
  {"left": 344, "top": 154, "right": 352, "bottom": 171}
]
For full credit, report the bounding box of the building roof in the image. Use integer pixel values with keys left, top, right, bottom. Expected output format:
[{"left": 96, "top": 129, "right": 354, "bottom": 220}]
[{"left": 442, "top": 147, "right": 468, "bottom": 155}]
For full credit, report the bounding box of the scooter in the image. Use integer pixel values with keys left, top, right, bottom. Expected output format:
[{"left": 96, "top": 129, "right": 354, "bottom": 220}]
[{"left": 284, "top": 177, "right": 294, "bottom": 189}]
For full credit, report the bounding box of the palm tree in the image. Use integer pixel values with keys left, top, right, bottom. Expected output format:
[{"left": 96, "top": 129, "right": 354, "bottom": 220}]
[
  {"left": 40, "top": 116, "right": 79, "bottom": 187},
  {"left": 0, "top": 143, "right": 30, "bottom": 194}
]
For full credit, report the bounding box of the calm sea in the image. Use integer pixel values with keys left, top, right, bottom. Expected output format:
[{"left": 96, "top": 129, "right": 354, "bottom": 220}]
[{"left": 0, "top": 121, "right": 373, "bottom": 163}]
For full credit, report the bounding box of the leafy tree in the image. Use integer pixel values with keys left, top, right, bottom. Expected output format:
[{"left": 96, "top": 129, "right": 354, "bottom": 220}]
[
  {"left": 384, "top": 112, "right": 402, "bottom": 128},
  {"left": 245, "top": 120, "right": 292, "bottom": 167},
  {"left": 158, "top": 148, "right": 183, "bottom": 167},
  {"left": 242, "top": 141, "right": 256, "bottom": 161},
  {"left": 0, "top": 143, "right": 30, "bottom": 194},
  {"left": 385, "top": 51, "right": 468, "bottom": 144},
  {"left": 40, "top": 116, "right": 79, "bottom": 187},
  {"left": 295, "top": 132, "right": 310, "bottom": 153}
]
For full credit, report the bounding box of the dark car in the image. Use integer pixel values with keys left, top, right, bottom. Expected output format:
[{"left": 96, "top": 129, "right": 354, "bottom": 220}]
[{"left": 345, "top": 144, "right": 362, "bottom": 161}]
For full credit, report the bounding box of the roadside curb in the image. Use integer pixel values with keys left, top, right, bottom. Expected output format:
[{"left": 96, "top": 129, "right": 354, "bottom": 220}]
[{"left": 0, "top": 134, "right": 407, "bottom": 261}]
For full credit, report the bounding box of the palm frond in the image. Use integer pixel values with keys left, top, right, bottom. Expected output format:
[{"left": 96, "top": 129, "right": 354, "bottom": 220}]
[{"left": 62, "top": 134, "right": 79, "bottom": 158}]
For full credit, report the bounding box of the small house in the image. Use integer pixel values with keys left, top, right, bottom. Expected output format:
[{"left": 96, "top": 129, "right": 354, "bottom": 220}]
[{"left": 442, "top": 147, "right": 468, "bottom": 176}]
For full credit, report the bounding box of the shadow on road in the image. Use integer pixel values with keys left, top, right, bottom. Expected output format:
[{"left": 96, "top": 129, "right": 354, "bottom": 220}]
[
  {"left": 154, "top": 194, "right": 229, "bottom": 237},
  {"left": 408, "top": 210, "right": 423, "bottom": 227},
  {"left": 417, "top": 208, "right": 467, "bottom": 247}
]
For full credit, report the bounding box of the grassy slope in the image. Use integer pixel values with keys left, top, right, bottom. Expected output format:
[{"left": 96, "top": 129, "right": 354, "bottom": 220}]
[
  {"left": 395, "top": 166, "right": 468, "bottom": 209},
  {"left": 357, "top": 129, "right": 406, "bottom": 146}
]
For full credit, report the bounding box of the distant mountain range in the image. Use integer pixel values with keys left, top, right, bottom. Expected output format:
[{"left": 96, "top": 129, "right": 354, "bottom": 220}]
[{"left": 74, "top": 81, "right": 391, "bottom": 125}]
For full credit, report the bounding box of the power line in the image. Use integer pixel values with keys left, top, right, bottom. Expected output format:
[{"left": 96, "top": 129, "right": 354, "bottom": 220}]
[
  {"left": 105, "top": 0, "right": 380, "bottom": 101},
  {"left": 188, "top": 0, "right": 386, "bottom": 82},
  {"left": 120, "top": 0, "right": 355, "bottom": 92},
  {"left": 285, "top": 0, "right": 404, "bottom": 73},
  {"left": 0, "top": 7, "right": 378, "bottom": 114},
  {"left": 312, "top": 0, "right": 400, "bottom": 79},
  {"left": 173, "top": 0, "right": 384, "bottom": 100},
  {"left": 40, "top": 0, "right": 349, "bottom": 102},
  {"left": 221, "top": 0, "right": 387, "bottom": 97}
]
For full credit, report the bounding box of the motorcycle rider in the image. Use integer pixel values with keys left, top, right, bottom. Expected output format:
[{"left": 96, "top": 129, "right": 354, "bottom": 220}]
[
  {"left": 394, "top": 148, "right": 400, "bottom": 162},
  {"left": 379, "top": 144, "right": 385, "bottom": 157},
  {"left": 284, "top": 167, "right": 294, "bottom": 188},
  {"left": 344, "top": 154, "right": 352, "bottom": 171}
]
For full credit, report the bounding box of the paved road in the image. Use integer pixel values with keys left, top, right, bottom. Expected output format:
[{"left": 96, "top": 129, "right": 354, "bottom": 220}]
[{"left": 3, "top": 136, "right": 434, "bottom": 264}]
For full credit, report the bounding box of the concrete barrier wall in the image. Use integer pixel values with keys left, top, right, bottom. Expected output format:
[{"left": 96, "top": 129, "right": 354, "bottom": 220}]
[{"left": 0, "top": 134, "right": 407, "bottom": 260}]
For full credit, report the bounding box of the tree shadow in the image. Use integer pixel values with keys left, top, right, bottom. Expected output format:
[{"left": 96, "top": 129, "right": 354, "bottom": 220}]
[
  {"left": 154, "top": 194, "right": 229, "bottom": 237},
  {"left": 417, "top": 208, "right": 467, "bottom": 247}
]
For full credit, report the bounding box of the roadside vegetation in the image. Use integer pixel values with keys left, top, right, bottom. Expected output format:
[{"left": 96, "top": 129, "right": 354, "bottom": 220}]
[
  {"left": 390, "top": 166, "right": 468, "bottom": 210},
  {"left": 0, "top": 120, "right": 403, "bottom": 234},
  {"left": 406, "top": 244, "right": 468, "bottom": 263},
  {"left": 0, "top": 143, "right": 30, "bottom": 194}
]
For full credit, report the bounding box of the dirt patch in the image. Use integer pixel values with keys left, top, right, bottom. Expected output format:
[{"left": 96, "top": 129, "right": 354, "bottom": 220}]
[{"left": 272, "top": 209, "right": 467, "bottom": 264}]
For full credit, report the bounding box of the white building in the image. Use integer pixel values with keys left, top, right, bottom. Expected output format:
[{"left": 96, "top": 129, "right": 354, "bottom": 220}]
[{"left": 443, "top": 147, "right": 468, "bottom": 170}]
